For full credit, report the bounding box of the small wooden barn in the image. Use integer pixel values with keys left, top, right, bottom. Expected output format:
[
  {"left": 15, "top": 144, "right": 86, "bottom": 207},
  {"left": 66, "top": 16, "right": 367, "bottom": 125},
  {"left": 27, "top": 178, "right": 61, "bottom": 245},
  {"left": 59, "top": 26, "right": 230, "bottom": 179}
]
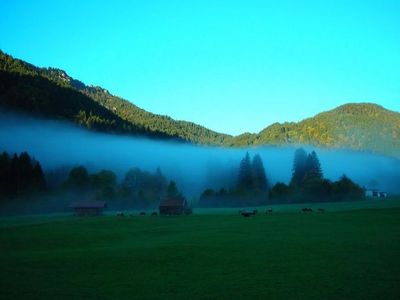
[
  {"left": 69, "top": 201, "right": 107, "bottom": 216},
  {"left": 159, "top": 196, "right": 188, "bottom": 215}
]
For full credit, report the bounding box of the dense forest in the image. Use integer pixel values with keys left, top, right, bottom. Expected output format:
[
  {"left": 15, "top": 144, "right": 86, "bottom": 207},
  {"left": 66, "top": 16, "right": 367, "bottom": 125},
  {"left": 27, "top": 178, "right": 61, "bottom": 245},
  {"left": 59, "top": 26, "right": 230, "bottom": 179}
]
[{"left": 1, "top": 50, "right": 399, "bottom": 157}]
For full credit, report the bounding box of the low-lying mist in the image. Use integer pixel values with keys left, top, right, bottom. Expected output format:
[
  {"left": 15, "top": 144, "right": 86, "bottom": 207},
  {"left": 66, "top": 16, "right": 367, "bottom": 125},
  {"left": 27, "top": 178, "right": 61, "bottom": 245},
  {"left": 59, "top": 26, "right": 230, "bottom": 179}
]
[{"left": 1, "top": 111, "right": 399, "bottom": 197}]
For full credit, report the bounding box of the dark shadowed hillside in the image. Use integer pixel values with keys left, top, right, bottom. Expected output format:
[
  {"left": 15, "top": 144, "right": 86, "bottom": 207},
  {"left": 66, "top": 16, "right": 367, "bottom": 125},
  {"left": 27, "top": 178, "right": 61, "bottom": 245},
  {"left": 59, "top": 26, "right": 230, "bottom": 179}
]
[{"left": 1, "top": 50, "right": 399, "bottom": 156}]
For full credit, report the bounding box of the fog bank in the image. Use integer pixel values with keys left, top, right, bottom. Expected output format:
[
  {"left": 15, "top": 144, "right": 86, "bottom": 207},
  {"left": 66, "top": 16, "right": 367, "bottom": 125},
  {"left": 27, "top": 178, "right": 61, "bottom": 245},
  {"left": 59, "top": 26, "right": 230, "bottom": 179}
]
[{"left": 1, "top": 112, "right": 399, "bottom": 196}]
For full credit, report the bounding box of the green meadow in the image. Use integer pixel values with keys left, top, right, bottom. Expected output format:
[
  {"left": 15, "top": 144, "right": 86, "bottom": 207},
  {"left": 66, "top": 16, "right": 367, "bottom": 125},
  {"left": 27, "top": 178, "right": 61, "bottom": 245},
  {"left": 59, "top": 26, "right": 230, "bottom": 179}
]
[{"left": 1, "top": 200, "right": 400, "bottom": 300}]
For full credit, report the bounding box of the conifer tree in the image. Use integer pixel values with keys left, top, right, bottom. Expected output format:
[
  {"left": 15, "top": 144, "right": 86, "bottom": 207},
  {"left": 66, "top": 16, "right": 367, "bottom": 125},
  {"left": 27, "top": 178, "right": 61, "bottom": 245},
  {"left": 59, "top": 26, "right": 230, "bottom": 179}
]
[
  {"left": 155, "top": 167, "right": 168, "bottom": 196},
  {"left": 252, "top": 154, "right": 268, "bottom": 190},
  {"left": 305, "top": 151, "right": 323, "bottom": 180},
  {"left": 167, "top": 181, "right": 179, "bottom": 197},
  {"left": 0, "top": 152, "right": 11, "bottom": 197},
  {"left": 32, "top": 162, "right": 46, "bottom": 191},
  {"left": 238, "top": 152, "right": 253, "bottom": 191},
  {"left": 0, "top": 151, "right": 46, "bottom": 197},
  {"left": 290, "top": 148, "right": 308, "bottom": 187}
]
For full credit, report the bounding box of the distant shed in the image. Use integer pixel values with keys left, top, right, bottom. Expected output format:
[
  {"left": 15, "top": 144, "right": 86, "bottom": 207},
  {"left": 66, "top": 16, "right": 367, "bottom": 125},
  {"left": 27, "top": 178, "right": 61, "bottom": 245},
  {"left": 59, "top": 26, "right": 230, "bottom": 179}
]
[
  {"left": 365, "top": 190, "right": 388, "bottom": 199},
  {"left": 159, "top": 196, "right": 188, "bottom": 215},
  {"left": 69, "top": 201, "right": 107, "bottom": 216}
]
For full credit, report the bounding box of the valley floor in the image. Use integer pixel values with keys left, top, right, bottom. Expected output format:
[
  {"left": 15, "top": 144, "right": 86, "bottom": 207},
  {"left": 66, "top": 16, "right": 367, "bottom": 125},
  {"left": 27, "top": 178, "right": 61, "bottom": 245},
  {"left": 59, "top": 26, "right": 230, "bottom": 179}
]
[{"left": 0, "top": 201, "right": 400, "bottom": 299}]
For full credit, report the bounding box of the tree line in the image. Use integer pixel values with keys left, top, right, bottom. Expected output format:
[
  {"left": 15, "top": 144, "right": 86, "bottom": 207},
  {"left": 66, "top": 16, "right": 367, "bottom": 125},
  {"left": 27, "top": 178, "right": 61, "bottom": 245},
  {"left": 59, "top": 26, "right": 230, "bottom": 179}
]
[
  {"left": 199, "top": 148, "right": 365, "bottom": 207},
  {"left": 0, "top": 148, "right": 366, "bottom": 212},
  {"left": 60, "top": 166, "right": 184, "bottom": 209},
  {"left": 0, "top": 150, "right": 184, "bottom": 212}
]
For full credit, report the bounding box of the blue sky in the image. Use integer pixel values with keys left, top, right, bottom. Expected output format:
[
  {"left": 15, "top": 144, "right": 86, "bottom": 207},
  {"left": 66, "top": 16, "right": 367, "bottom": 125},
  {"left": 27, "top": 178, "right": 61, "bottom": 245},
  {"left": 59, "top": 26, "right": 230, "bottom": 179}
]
[{"left": 1, "top": 0, "right": 399, "bottom": 135}]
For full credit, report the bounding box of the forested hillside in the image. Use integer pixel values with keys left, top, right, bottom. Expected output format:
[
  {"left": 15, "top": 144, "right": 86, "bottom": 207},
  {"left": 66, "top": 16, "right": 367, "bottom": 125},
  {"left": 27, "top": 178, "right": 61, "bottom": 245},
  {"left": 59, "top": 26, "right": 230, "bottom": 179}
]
[
  {"left": 1, "top": 50, "right": 399, "bottom": 156},
  {"left": 0, "top": 50, "right": 230, "bottom": 144},
  {"left": 230, "top": 103, "right": 400, "bottom": 157}
]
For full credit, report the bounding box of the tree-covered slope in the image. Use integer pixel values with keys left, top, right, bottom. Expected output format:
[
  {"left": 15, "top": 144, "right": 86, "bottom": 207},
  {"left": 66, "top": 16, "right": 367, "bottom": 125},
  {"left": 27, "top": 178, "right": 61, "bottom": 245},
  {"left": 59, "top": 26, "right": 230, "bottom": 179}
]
[
  {"left": 230, "top": 103, "right": 400, "bottom": 157},
  {"left": 0, "top": 50, "right": 231, "bottom": 144},
  {"left": 1, "top": 50, "right": 399, "bottom": 156}
]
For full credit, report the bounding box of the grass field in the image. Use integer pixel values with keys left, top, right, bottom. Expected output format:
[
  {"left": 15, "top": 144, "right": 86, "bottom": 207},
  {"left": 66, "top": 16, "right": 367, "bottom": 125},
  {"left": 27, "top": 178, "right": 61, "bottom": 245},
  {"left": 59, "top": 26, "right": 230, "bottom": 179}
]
[{"left": 1, "top": 201, "right": 400, "bottom": 299}]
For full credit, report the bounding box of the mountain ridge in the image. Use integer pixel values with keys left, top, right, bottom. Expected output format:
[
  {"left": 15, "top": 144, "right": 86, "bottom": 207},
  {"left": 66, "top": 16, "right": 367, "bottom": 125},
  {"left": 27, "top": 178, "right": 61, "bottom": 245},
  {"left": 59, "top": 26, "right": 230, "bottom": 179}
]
[
  {"left": 1, "top": 50, "right": 399, "bottom": 157},
  {"left": 0, "top": 50, "right": 231, "bottom": 144}
]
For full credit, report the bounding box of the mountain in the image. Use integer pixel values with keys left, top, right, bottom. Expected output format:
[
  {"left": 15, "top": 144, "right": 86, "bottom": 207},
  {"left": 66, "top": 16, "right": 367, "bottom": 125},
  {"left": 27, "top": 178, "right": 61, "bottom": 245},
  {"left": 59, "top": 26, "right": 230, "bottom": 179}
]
[
  {"left": 0, "top": 50, "right": 231, "bottom": 145},
  {"left": 1, "top": 50, "right": 399, "bottom": 157},
  {"left": 229, "top": 103, "right": 400, "bottom": 157}
]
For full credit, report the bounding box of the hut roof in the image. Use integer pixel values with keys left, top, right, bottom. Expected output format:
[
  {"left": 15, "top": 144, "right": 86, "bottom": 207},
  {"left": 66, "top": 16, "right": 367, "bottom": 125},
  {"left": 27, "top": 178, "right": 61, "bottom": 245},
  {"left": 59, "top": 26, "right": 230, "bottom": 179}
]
[
  {"left": 69, "top": 201, "right": 107, "bottom": 209},
  {"left": 159, "top": 197, "right": 186, "bottom": 207}
]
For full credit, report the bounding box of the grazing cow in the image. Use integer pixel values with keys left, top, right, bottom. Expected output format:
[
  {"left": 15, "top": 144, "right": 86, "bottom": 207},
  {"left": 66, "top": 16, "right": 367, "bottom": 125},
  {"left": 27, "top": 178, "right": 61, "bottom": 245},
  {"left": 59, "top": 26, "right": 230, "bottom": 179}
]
[
  {"left": 301, "top": 208, "right": 313, "bottom": 213},
  {"left": 116, "top": 212, "right": 124, "bottom": 217},
  {"left": 241, "top": 209, "right": 257, "bottom": 217},
  {"left": 139, "top": 212, "right": 146, "bottom": 216},
  {"left": 266, "top": 209, "right": 273, "bottom": 214},
  {"left": 151, "top": 212, "right": 158, "bottom": 216},
  {"left": 241, "top": 211, "right": 251, "bottom": 217},
  {"left": 317, "top": 208, "right": 325, "bottom": 213}
]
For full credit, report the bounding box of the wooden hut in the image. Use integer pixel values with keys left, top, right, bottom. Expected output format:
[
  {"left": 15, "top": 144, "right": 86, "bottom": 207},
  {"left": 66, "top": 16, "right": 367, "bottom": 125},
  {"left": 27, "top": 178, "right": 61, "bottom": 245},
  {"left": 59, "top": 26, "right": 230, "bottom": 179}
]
[
  {"left": 69, "top": 201, "right": 107, "bottom": 216},
  {"left": 159, "top": 196, "right": 188, "bottom": 215}
]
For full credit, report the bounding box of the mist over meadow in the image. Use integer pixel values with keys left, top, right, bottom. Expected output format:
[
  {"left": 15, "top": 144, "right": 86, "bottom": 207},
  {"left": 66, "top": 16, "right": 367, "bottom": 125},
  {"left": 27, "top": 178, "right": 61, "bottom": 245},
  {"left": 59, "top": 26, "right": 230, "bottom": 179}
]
[{"left": 1, "top": 111, "right": 399, "bottom": 197}]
